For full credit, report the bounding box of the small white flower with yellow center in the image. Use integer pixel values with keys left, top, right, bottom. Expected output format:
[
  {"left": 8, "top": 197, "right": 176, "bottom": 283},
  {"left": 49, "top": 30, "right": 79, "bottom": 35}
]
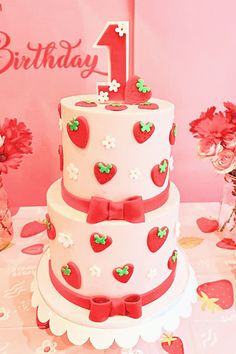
[
  {"left": 147, "top": 268, "right": 158, "bottom": 280},
  {"left": 89, "top": 265, "right": 101, "bottom": 277},
  {"left": 102, "top": 135, "right": 116, "bottom": 150},
  {"left": 66, "top": 163, "right": 79, "bottom": 181},
  {"left": 58, "top": 233, "right": 74, "bottom": 248},
  {"left": 0, "top": 307, "right": 10, "bottom": 320},
  {"left": 115, "top": 22, "right": 128, "bottom": 37},
  {"left": 108, "top": 79, "right": 121, "bottom": 92},
  {"left": 98, "top": 91, "right": 109, "bottom": 103},
  {"left": 0, "top": 135, "right": 5, "bottom": 148},
  {"left": 129, "top": 168, "right": 141, "bottom": 180},
  {"left": 36, "top": 340, "right": 57, "bottom": 353}
]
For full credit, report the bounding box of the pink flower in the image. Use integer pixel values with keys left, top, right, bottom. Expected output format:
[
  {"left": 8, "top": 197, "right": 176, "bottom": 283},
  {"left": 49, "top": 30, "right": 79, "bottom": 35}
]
[
  {"left": 222, "top": 133, "right": 236, "bottom": 150},
  {"left": 197, "top": 138, "right": 222, "bottom": 158},
  {"left": 212, "top": 149, "right": 236, "bottom": 174},
  {"left": 0, "top": 118, "right": 32, "bottom": 174}
]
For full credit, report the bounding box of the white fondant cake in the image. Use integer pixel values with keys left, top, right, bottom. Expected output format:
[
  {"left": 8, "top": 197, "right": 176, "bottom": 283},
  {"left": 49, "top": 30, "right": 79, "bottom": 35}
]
[{"left": 32, "top": 93, "right": 196, "bottom": 348}]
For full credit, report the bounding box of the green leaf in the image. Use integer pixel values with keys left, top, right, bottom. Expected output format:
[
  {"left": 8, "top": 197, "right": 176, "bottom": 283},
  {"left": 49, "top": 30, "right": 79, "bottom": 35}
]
[{"left": 94, "top": 234, "right": 107, "bottom": 245}]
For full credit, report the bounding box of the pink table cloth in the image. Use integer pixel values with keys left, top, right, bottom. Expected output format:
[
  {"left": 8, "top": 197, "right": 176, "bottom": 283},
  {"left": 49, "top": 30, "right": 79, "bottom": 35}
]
[{"left": 0, "top": 203, "right": 235, "bottom": 354}]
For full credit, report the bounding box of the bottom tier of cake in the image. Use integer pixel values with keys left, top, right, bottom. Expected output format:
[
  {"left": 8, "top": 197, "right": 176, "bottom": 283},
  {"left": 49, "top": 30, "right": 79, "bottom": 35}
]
[{"left": 31, "top": 250, "right": 197, "bottom": 349}]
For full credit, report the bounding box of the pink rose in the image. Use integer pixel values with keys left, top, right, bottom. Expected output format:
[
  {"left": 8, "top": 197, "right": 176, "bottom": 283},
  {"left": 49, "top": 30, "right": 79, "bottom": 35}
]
[
  {"left": 222, "top": 133, "right": 236, "bottom": 150},
  {"left": 212, "top": 149, "right": 236, "bottom": 174},
  {"left": 198, "top": 138, "right": 222, "bottom": 158}
]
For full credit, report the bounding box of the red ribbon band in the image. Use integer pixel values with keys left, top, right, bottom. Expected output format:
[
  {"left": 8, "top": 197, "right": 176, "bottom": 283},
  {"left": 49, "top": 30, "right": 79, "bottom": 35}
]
[
  {"left": 49, "top": 256, "right": 177, "bottom": 322},
  {"left": 61, "top": 180, "right": 170, "bottom": 224}
]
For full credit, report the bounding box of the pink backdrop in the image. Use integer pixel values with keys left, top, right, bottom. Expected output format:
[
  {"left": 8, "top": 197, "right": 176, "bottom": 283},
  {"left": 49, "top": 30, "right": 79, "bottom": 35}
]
[{"left": 1, "top": 0, "right": 236, "bottom": 206}]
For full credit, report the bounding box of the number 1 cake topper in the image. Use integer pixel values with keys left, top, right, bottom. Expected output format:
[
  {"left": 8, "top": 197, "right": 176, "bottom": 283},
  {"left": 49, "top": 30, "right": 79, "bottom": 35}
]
[{"left": 94, "top": 21, "right": 130, "bottom": 102}]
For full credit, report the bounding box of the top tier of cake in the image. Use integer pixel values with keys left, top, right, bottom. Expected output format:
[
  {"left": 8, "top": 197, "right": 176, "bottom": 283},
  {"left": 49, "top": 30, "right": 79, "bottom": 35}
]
[{"left": 60, "top": 95, "right": 175, "bottom": 202}]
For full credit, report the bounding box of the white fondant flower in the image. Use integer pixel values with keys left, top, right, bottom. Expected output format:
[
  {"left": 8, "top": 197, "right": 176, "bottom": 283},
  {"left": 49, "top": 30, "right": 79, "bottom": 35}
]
[
  {"left": 89, "top": 265, "right": 101, "bottom": 277},
  {"left": 115, "top": 22, "right": 128, "bottom": 37},
  {"left": 98, "top": 91, "right": 109, "bottom": 103},
  {"left": 147, "top": 268, "right": 158, "bottom": 280},
  {"left": 58, "top": 118, "right": 62, "bottom": 131},
  {"left": 58, "top": 232, "right": 74, "bottom": 248},
  {"left": 129, "top": 168, "right": 141, "bottom": 180},
  {"left": 0, "top": 307, "right": 10, "bottom": 321},
  {"left": 102, "top": 135, "right": 116, "bottom": 150},
  {"left": 66, "top": 163, "right": 79, "bottom": 181},
  {"left": 109, "top": 79, "right": 121, "bottom": 92},
  {"left": 0, "top": 135, "right": 5, "bottom": 148},
  {"left": 169, "top": 156, "right": 174, "bottom": 171},
  {"left": 175, "top": 221, "right": 181, "bottom": 239},
  {"left": 36, "top": 340, "right": 57, "bottom": 353}
]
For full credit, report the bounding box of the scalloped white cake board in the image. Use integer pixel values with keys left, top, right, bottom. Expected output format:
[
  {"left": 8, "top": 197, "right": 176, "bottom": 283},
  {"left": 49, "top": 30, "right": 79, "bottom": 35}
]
[{"left": 31, "top": 250, "right": 197, "bottom": 350}]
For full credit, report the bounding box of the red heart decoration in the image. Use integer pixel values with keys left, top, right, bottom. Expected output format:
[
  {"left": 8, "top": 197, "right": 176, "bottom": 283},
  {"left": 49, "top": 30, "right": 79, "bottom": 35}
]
[
  {"left": 21, "top": 243, "right": 44, "bottom": 255},
  {"left": 151, "top": 159, "right": 169, "bottom": 187},
  {"left": 216, "top": 238, "right": 236, "bottom": 250},
  {"left": 169, "top": 123, "right": 177, "bottom": 145},
  {"left": 90, "top": 233, "right": 112, "bottom": 252},
  {"left": 196, "top": 217, "right": 219, "bottom": 233},
  {"left": 147, "top": 226, "right": 169, "bottom": 253},
  {"left": 125, "top": 75, "right": 152, "bottom": 105},
  {"left": 133, "top": 121, "right": 155, "bottom": 144},
  {"left": 94, "top": 162, "right": 117, "bottom": 184},
  {"left": 67, "top": 116, "right": 89, "bottom": 149},
  {"left": 20, "top": 221, "right": 47, "bottom": 238},
  {"left": 61, "top": 261, "right": 81, "bottom": 289},
  {"left": 113, "top": 264, "right": 134, "bottom": 283}
]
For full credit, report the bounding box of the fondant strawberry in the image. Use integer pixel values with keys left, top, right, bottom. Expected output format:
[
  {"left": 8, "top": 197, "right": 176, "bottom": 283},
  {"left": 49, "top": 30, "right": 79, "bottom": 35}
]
[
  {"left": 125, "top": 75, "right": 152, "bottom": 104},
  {"left": 161, "top": 335, "right": 184, "bottom": 354},
  {"left": 90, "top": 233, "right": 112, "bottom": 252},
  {"left": 197, "top": 279, "right": 234, "bottom": 311},
  {"left": 21, "top": 243, "right": 45, "bottom": 255},
  {"left": 168, "top": 250, "right": 178, "bottom": 270},
  {"left": 45, "top": 214, "right": 56, "bottom": 240},
  {"left": 67, "top": 116, "right": 89, "bottom": 149},
  {"left": 151, "top": 159, "right": 169, "bottom": 187},
  {"left": 133, "top": 121, "right": 155, "bottom": 144},
  {"left": 113, "top": 264, "right": 134, "bottom": 283},
  {"left": 94, "top": 162, "right": 117, "bottom": 184},
  {"left": 147, "top": 226, "right": 169, "bottom": 253},
  {"left": 61, "top": 262, "right": 81, "bottom": 289},
  {"left": 75, "top": 100, "right": 97, "bottom": 108},
  {"left": 105, "top": 103, "right": 128, "bottom": 111},
  {"left": 169, "top": 123, "right": 177, "bottom": 145},
  {"left": 196, "top": 217, "right": 219, "bottom": 233},
  {"left": 138, "top": 101, "right": 159, "bottom": 110}
]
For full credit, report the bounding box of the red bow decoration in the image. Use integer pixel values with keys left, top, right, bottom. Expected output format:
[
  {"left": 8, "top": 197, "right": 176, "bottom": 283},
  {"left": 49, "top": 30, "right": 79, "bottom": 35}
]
[
  {"left": 89, "top": 294, "right": 142, "bottom": 322},
  {"left": 87, "top": 196, "right": 145, "bottom": 224}
]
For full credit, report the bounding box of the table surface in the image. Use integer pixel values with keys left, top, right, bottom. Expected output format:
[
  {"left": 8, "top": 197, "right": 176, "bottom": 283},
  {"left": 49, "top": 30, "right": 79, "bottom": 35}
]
[{"left": 0, "top": 203, "right": 235, "bottom": 354}]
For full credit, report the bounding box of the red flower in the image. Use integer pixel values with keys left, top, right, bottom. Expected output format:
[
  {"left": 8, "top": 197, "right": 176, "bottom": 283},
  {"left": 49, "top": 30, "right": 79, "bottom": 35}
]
[
  {"left": 224, "top": 101, "right": 236, "bottom": 124},
  {"left": 190, "top": 108, "right": 235, "bottom": 142},
  {"left": 0, "top": 118, "right": 32, "bottom": 174}
]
